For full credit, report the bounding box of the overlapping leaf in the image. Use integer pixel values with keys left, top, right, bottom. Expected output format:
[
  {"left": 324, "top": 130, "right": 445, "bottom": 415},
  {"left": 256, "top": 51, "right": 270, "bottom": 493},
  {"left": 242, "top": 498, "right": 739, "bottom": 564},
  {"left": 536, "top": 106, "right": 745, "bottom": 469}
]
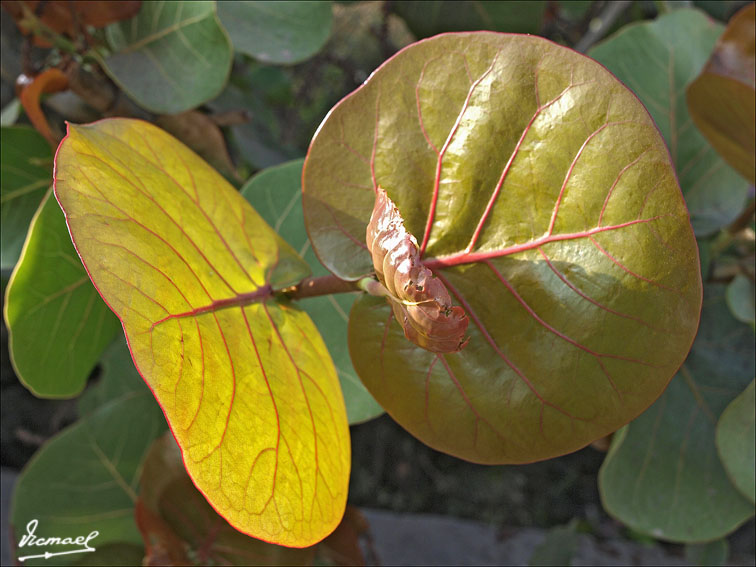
[
  {"left": 599, "top": 285, "right": 754, "bottom": 542},
  {"left": 687, "top": 3, "right": 755, "bottom": 184},
  {"left": 4, "top": 190, "right": 120, "bottom": 397},
  {"left": 137, "top": 433, "right": 315, "bottom": 565},
  {"left": 102, "top": 1, "right": 232, "bottom": 114},
  {"left": 303, "top": 32, "right": 702, "bottom": 463},
  {"left": 217, "top": 1, "right": 333, "bottom": 65},
  {"left": 0, "top": 125, "right": 51, "bottom": 269},
  {"left": 589, "top": 9, "right": 750, "bottom": 236},
  {"left": 716, "top": 379, "right": 755, "bottom": 504},
  {"left": 54, "top": 119, "right": 350, "bottom": 547},
  {"left": 11, "top": 392, "right": 165, "bottom": 566},
  {"left": 240, "top": 159, "right": 383, "bottom": 424}
]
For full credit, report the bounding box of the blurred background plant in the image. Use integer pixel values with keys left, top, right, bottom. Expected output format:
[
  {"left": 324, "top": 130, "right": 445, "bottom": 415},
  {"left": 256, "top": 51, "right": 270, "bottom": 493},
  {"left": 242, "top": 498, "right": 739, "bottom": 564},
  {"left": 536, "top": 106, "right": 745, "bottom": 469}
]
[{"left": 1, "top": 1, "right": 753, "bottom": 565}]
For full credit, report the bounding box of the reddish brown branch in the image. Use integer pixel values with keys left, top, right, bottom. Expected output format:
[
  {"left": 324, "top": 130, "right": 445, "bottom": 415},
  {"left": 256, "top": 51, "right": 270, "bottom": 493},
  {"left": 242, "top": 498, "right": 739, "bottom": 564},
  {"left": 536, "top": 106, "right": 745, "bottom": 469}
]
[{"left": 280, "top": 274, "right": 361, "bottom": 300}]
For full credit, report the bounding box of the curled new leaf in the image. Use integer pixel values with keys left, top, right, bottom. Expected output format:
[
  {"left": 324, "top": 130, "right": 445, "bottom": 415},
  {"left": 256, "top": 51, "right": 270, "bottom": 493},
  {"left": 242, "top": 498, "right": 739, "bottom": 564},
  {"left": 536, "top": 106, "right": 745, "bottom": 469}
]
[{"left": 366, "top": 187, "right": 468, "bottom": 353}]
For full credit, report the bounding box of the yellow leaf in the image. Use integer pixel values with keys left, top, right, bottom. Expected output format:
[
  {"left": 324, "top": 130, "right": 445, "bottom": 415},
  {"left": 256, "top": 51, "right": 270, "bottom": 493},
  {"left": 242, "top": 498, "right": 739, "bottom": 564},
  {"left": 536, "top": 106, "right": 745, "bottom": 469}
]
[{"left": 54, "top": 118, "right": 350, "bottom": 547}]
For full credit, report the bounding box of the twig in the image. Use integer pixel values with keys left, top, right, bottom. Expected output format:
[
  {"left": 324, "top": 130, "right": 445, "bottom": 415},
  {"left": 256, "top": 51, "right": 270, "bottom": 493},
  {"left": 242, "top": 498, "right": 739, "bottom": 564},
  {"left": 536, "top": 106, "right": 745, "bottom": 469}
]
[{"left": 574, "top": 1, "right": 633, "bottom": 52}]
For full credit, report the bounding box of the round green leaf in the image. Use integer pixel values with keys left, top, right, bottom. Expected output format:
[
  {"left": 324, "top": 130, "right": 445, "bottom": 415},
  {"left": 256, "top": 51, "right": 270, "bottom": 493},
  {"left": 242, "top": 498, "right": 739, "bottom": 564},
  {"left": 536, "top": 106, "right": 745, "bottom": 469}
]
[
  {"left": 716, "top": 379, "right": 755, "bottom": 504},
  {"left": 1, "top": 125, "right": 52, "bottom": 269},
  {"left": 102, "top": 1, "right": 232, "bottom": 114},
  {"left": 217, "top": 1, "right": 333, "bottom": 65},
  {"left": 725, "top": 273, "right": 755, "bottom": 328},
  {"left": 599, "top": 285, "right": 754, "bottom": 542},
  {"left": 589, "top": 9, "right": 750, "bottom": 236},
  {"left": 240, "top": 159, "right": 383, "bottom": 424},
  {"left": 11, "top": 393, "right": 166, "bottom": 566},
  {"left": 4, "top": 190, "right": 121, "bottom": 397},
  {"left": 303, "top": 32, "right": 702, "bottom": 464}
]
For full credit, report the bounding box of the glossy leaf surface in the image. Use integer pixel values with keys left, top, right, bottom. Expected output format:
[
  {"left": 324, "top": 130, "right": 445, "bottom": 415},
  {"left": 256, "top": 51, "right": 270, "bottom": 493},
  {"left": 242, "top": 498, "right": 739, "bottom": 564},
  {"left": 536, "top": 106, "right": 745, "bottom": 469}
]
[
  {"left": 137, "top": 433, "right": 315, "bottom": 566},
  {"left": 217, "top": 1, "right": 333, "bottom": 65},
  {"left": 687, "top": 3, "right": 755, "bottom": 184},
  {"left": 716, "top": 379, "right": 755, "bottom": 504},
  {"left": 599, "top": 285, "right": 754, "bottom": 542},
  {"left": 102, "top": 1, "right": 232, "bottom": 114},
  {"left": 304, "top": 32, "right": 702, "bottom": 463},
  {"left": 54, "top": 119, "right": 350, "bottom": 547},
  {"left": 4, "top": 190, "right": 120, "bottom": 397},
  {"left": 589, "top": 9, "right": 750, "bottom": 236},
  {"left": 241, "top": 159, "right": 383, "bottom": 424},
  {"left": 0, "top": 125, "right": 51, "bottom": 268},
  {"left": 11, "top": 392, "right": 166, "bottom": 566}
]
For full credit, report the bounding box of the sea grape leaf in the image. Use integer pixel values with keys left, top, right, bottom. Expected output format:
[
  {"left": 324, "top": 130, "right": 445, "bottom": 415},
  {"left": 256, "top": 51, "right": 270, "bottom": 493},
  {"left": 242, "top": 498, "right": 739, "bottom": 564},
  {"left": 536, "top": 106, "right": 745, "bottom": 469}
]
[
  {"left": 54, "top": 118, "right": 350, "bottom": 547},
  {"left": 240, "top": 159, "right": 383, "bottom": 424},
  {"left": 101, "top": 1, "right": 232, "bottom": 114},
  {"left": 716, "top": 379, "right": 755, "bottom": 504},
  {"left": 687, "top": 3, "right": 755, "bottom": 184},
  {"left": 599, "top": 285, "right": 754, "bottom": 542},
  {"left": 303, "top": 32, "right": 702, "bottom": 464},
  {"left": 366, "top": 188, "right": 469, "bottom": 353},
  {"left": 0, "top": 125, "right": 51, "bottom": 269},
  {"left": 77, "top": 335, "right": 150, "bottom": 416},
  {"left": 393, "top": 1, "right": 545, "bottom": 38},
  {"left": 154, "top": 110, "right": 237, "bottom": 180},
  {"left": 589, "top": 9, "right": 750, "bottom": 236},
  {"left": 726, "top": 273, "right": 755, "bottom": 328},
  {"left": 10, "top": 392, "right": 166, "bottom": 566},
  {"left": 137, "top": 433, "right": 315, "bottom": 566},
  {"left": 4, "top": 189, "right": 120, "bottom": 397},
  {"left": 217, "top": 1, "right": 333, "bottom": 65}
]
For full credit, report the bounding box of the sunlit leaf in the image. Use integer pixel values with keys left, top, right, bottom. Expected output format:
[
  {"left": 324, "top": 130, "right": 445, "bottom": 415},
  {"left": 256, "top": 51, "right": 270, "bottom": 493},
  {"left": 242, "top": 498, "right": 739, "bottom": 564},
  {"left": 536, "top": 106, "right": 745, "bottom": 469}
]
[
  {"left": 11, "top": 392, "right": 166, "bottom": 566},
  {"left": 599, "top": 285, "right": 754, "bottom": 542},
  {"left": 303, "top": 32, "right": 702, "bottom": 464},
  {"left": 687, "top": 3, "right": 755, "bottom": 184},
  {"left": 4, "top": 190, "right": 120, "bottom": 397},
  {"left": 589, "top": 8, "right": 750, "bottom": 236},
  {"left": 217, "top": 0, "right": 333, "bottom": 65},
  {"left": 54, "top": 118, "right": 350, "bottom": 547},
  {"left": 137, "top": 433, "right": 315, "bottom": 565},
  {"left": 0, "top": 125, "right": 51, "bottom": 269},
  {"left": 716, "top": 379, "right": 755, "bottom": 504},
  {"left": 154, "top": 110, "right": 237, "bottom": 180},
  {"left": 241, "top": 159, "right": 383, "bottom": 424},
  {"left": 102, "top": 1, "right": 232, "bottom": 114}
]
